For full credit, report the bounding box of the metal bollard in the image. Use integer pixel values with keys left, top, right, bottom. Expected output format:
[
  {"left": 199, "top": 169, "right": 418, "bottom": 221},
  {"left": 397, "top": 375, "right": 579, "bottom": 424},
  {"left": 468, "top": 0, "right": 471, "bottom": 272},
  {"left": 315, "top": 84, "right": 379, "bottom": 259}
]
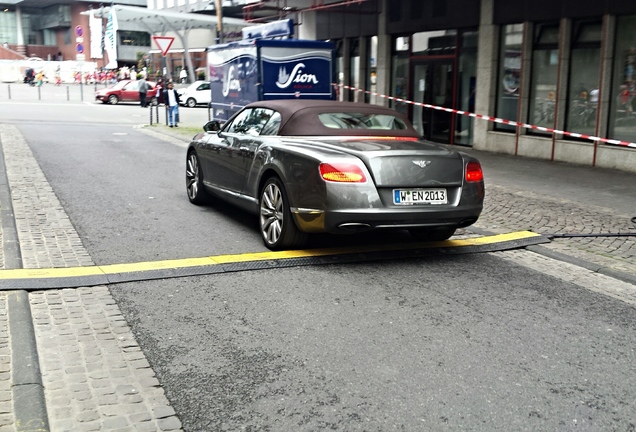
[
  {"left": 7, "top": 84, "right": 10, "bottom": 100},
  {"left": 38, "top": 85, "right": 41, "bottom": 100},
  {"left": 149, "top": 104, "right": 153, "bottom": 125},
  {"left": 66, "top": 86, "right": 70, "bottom": 101},
  {"left": 80, "top": 82, "right": 83, "bottom": 101}
]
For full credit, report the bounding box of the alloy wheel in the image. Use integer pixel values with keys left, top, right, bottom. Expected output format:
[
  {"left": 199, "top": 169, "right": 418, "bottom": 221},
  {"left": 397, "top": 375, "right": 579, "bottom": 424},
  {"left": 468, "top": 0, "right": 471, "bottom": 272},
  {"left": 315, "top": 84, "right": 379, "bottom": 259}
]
[
  {"left": 260, "top": 182, "right": 283, "bottom": 246},
  {"left": 186, "top": 152, "right": 206, "bottom": 204}
]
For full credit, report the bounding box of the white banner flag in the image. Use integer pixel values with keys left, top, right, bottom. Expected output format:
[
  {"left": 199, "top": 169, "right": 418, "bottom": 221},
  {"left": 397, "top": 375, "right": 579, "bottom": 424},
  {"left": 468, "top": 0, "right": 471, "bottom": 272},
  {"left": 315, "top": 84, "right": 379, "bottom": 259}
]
[
  {"left": 89, "top": 9, "right": 103, "bottom": 59},
  {"left": 104, "top": 10, "right": 118, "bottom": 69}
]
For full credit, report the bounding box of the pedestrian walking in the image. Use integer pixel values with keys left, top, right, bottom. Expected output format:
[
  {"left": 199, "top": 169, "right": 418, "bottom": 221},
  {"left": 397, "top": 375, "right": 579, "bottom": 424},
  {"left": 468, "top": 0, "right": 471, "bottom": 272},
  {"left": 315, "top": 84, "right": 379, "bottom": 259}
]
[
  {"left": 138, "top": 76, "right": 149, "bottom": 108},
  {"left": 163, "top": 82, "right": 181, "bottom": 127}
]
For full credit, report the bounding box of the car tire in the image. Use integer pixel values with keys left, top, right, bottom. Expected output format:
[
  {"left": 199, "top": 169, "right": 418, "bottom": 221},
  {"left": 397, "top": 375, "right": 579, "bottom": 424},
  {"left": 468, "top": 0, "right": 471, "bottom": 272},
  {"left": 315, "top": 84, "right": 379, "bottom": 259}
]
[
  {"left": 409, "top": 227, "right": 456, "bottom": 242},
  {"left": 186, "top": 151, "right": 208, "bottom": 205},
  {"left": 259, "top": 177, "right": 307, "bottom": 250},
  {"left": 108, "top": 95, "right": 119, "bottom": 105},
  {"left": 186, "top": 98, "right": 197, "bottom": 108}
]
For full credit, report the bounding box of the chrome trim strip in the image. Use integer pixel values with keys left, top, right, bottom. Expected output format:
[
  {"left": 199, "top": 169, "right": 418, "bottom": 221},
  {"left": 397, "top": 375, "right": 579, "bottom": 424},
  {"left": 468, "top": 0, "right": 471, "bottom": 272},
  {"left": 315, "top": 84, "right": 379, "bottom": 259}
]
[{"left": 291, "top": 208, "right": 324, "bottom": 215}]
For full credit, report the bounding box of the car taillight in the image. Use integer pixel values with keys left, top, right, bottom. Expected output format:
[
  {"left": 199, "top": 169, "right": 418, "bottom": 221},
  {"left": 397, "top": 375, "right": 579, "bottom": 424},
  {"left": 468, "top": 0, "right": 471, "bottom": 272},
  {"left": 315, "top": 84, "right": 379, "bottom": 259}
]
[
  {"left": 319, "top": 163, "right": 367, "bottom": 183},
  {"left": 465, "top": 161, "right": 483, "bottom": 182}
]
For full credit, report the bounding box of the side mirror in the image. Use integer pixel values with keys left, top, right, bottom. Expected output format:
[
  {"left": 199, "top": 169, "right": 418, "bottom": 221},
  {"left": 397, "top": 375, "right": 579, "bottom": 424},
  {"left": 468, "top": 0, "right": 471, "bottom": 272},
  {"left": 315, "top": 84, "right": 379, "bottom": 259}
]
[{"left": 203, "top": 120, "right": 221, "bottom": 132}]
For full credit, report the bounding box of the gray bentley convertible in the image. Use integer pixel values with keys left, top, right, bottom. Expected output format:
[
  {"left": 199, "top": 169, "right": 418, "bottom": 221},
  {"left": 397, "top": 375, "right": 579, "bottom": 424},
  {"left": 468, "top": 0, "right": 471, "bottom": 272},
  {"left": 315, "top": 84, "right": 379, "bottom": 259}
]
[{"left": 186, "top": 100, "right": 484, "bottom": 250}]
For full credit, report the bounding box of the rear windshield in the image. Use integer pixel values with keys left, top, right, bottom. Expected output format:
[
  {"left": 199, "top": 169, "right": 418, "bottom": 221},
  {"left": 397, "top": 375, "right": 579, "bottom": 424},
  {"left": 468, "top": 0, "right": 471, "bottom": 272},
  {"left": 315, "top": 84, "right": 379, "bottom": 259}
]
[{"left": 318, "top": 112, "right": 409, "bottom": 130}]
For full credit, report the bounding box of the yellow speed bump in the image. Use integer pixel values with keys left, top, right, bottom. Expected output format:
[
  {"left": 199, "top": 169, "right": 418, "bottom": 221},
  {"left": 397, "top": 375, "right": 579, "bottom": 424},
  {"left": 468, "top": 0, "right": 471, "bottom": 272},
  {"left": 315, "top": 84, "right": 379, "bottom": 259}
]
[{"left": 0, "top": 231, "right": 547, "bottom": 290}]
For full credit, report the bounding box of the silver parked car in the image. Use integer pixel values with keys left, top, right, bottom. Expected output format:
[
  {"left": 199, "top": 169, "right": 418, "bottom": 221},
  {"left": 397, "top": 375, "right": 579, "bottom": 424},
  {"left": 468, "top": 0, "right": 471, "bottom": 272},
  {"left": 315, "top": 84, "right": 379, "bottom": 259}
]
[{"left": 186, "top": 100, "right": 485, "bottom": 250}]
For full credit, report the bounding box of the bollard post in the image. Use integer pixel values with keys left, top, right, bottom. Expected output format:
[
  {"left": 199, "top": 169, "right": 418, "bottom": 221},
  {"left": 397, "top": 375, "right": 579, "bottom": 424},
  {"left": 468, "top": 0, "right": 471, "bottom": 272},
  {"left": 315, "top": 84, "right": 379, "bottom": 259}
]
[
  {"left": 80, "top": 81, "right": 83, "bottom": 101},
  {"left": 7, "top": 84, "right": 10, "bottom": 100},
  {"left": 67, "top": 86, "right": 70, "bottom": 101},
  {"left": 38, "top": 85, "right": 41, "bottom": 100},
  {"left": 149, "top": 103, "right": 153, "bottom": 125},
  {"left": 208, "top": 104, "right": 211, "bottom": 122}
]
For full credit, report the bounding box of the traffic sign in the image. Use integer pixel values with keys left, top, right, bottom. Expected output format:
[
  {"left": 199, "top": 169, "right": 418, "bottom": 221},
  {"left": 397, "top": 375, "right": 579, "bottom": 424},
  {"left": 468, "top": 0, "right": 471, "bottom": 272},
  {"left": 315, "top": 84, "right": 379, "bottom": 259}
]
[{"left": 152, "top": 36, "right": 175, "bottom": 57}]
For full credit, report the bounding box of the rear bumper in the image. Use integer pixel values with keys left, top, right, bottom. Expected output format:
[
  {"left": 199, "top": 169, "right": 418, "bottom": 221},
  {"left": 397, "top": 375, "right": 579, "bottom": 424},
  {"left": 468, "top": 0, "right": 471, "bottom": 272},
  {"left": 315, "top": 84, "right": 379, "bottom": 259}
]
[{"left": 292, "top": 205, "right": 483, "bottom": 234}]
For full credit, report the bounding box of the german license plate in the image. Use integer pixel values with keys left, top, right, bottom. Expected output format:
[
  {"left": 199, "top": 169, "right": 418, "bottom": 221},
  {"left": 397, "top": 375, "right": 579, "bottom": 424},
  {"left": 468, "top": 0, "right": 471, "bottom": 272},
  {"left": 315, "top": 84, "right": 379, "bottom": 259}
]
[{"left": 393, "top": 188, "right": 447, "bottom": 205}]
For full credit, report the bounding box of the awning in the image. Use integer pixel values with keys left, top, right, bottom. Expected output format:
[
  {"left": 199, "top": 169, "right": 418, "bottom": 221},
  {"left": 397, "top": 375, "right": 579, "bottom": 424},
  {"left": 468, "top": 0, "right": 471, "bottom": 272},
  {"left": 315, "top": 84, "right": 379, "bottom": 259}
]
[{"left": 84, "top": 5, "right": 249, "bottom": 31}]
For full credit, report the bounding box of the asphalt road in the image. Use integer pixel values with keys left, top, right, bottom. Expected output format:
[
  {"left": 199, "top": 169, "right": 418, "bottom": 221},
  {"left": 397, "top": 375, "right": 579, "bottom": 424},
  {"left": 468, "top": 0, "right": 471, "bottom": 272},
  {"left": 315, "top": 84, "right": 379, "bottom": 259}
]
[
  {"left": 3, "top": 94, "right": 636, "bottom": 430},
  {"left": 110, "top": 257, "right": 636, "bottom": 431}
]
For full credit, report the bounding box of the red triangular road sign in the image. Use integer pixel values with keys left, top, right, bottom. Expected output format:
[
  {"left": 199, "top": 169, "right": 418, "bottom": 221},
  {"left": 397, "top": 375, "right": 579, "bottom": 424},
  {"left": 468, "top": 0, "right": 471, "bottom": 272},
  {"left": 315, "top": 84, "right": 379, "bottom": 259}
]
[{"left": 152, "top": 36, "right": 175, "bottom": 57}]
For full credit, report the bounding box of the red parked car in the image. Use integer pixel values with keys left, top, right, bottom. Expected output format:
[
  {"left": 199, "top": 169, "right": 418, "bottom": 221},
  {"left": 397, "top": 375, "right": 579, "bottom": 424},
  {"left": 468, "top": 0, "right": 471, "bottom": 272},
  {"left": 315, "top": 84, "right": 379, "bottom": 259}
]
[{"left": 95, "top": 79, "right": 163, "bottom": 105}]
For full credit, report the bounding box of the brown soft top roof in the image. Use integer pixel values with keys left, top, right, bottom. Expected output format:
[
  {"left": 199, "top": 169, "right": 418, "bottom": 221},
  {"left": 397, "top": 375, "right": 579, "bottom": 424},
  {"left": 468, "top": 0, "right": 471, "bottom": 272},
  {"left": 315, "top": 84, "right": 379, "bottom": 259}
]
[{"left": 243, "top": 99, "right": 420, "bottom": 138}]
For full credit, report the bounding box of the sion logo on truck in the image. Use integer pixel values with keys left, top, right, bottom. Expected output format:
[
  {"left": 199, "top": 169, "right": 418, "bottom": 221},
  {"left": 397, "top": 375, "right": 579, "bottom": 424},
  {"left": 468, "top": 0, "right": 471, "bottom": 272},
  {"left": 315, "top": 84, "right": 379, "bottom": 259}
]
[
  {"left": 222, "top": 65, "right": 242, "bottom": 97},
  {"left": 276, "top": 63, "right": 318, "bottom": 89}
]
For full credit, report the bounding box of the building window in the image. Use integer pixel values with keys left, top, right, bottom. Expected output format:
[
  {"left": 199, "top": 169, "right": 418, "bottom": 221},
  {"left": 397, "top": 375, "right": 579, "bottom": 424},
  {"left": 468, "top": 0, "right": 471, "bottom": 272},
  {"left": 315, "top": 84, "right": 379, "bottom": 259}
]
[
  {"left": 43, "top": 29, "right": 56, "bottom": 46},
  {"left": 334, "top": 39, "right": 344, "bottom": 101},
  {"left": 366, "top": 36, "right": 378, "bottom": 104},
  {"left": 412, "top": 30, "right": 456, "bottom": 56},
  {"left": 609, "top": 15, "right": 636, "bottom": 145},
  {"left": 21, "top": 12, "right": 37, "bottom": 45},
  {"left": 391, "top": 36, "right": 409, "bottom": 115},
  {"left": 495, "top": 23, "right": 523, "bottom": 132},
  {"left": 565, "top": 20, "right": 601, "bottom": 137},
  {"left": 0, "top": 9, "right": 17, "bottom": 44},
  {"left": 528, "top": 22, "right": 560, "bottom": 133},
  {"left": 349, "top": 38, "right": 360, "bottom": 102},
  {"left": 119, "top": 31, "right": 150, "bottom": 47},
  {"left": 455, "top": 29, "right": 478, "bottom": 146}
]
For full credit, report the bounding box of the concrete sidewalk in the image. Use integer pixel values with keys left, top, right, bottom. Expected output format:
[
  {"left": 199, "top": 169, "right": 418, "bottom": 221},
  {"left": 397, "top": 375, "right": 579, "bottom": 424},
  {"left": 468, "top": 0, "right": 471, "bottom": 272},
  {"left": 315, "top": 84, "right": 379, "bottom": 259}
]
[{"left": 0, "top": 120, "right": 635, "bottom": 431}]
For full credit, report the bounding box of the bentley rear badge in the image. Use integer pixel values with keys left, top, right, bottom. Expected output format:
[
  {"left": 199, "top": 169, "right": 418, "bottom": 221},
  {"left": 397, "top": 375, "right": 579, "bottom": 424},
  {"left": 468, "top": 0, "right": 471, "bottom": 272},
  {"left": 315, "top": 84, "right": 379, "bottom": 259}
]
[{"left": 412, "top": 160, "right": 431, "bottom": 168}]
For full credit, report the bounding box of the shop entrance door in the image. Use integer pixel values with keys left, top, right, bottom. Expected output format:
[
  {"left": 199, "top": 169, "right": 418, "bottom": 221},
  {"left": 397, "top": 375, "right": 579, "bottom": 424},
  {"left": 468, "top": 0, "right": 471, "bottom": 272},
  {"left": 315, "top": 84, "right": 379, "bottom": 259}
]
[{"left": 411, "top": 60, "right": 455, "bottom": 143}]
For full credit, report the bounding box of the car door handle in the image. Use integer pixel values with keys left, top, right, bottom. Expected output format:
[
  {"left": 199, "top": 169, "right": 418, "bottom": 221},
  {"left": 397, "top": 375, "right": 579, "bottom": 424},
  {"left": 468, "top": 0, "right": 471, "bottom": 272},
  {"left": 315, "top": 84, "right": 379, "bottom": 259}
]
[{"left": 239, "top": 146, "right": 250, "bottom": 152}]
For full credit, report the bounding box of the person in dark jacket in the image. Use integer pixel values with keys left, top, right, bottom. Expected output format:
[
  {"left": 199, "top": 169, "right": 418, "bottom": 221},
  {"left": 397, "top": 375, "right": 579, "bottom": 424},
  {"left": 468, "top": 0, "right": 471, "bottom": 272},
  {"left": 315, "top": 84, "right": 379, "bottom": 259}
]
[
  {"left": 163, "top": 81, "right": 181, "bottom": 127},
  {"left": 138, "top": 76, "right": 149, "bottom": 107},
  {"left": 24, "top": 68, "right": 35, "bottom": 86}
]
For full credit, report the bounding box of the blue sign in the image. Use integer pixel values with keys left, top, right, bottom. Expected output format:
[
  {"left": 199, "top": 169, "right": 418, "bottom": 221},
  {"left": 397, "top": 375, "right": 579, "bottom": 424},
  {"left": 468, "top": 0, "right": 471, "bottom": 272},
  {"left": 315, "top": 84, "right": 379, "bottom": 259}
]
[
  {"left": 242, "top": 19, "right": 294, "bottom": 40},
  {"left": 260, "top": 46, "right": 333, "bottom": 99}
]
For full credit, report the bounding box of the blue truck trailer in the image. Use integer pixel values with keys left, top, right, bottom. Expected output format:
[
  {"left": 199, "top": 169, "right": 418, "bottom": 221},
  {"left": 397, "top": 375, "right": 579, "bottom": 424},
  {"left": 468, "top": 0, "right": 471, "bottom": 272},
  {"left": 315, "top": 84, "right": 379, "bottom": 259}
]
[{"left": 207, "top": 38, "right": 335, "bottom": 121}]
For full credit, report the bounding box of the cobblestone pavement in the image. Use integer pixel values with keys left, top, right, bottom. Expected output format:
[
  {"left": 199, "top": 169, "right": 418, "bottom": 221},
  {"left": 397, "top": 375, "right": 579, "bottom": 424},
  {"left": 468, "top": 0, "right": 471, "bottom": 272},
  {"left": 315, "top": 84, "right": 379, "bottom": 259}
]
[
  {"left": 0, "top": 294, "right": 10, "bottom": 431},
  {"left": 0, "top": 120, "right": 635, "bottom": 431},
  {"left": 475, "top": 184, "right": 636, "bottom": 277}
]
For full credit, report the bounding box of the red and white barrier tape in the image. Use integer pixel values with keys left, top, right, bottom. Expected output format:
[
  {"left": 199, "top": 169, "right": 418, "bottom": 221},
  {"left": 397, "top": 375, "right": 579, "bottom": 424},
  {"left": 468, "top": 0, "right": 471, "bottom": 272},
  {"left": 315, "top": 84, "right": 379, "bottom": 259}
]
[{"left": 335, "top": 84, "right": 636, "bottom": 149}]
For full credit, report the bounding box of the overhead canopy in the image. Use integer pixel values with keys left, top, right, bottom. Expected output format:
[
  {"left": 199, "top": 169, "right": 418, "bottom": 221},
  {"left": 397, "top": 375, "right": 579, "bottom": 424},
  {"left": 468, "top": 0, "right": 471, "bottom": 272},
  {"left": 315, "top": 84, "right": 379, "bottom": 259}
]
[
  {"left": 83, "top": 5, "right": 251, "bottom": 80},
  {"left": 87, "top": 4, "right": 249, "bottom": 32}
]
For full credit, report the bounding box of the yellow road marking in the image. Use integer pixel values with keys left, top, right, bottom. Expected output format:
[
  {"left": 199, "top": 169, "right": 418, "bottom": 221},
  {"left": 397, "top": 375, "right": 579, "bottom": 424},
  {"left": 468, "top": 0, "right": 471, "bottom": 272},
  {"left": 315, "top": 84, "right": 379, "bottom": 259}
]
[{"left": 0, "top": 231, "right": 542, "bottom": 281}]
